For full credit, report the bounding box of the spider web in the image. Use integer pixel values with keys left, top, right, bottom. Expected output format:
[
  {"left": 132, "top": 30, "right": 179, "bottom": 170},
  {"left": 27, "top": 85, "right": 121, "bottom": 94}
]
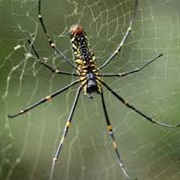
[{"left": 1, "top": 0, "right": 180, "bottom": 180}]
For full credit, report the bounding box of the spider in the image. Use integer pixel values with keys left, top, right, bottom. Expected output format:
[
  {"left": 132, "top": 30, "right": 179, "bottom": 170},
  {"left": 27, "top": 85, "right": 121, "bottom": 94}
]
[{"left": 8, "top": 0, "right": 180, "bottom": 179}]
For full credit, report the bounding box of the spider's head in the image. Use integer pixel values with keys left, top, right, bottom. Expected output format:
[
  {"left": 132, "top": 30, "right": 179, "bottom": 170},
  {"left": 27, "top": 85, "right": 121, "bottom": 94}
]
[
  {"left": 84, "top": 72, "right": 100, "bottom": 99},
  {"left": 69, "top": 24, "right": 84, "bottom": 36}
]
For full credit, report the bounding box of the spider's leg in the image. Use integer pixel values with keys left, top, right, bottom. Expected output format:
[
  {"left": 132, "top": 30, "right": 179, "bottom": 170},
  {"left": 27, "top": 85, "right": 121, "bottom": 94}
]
[
  {"left": 50, "top": 85, "right": 82, "bottom": 180},
  {"left": 99, "top": 0, "right": 138, "bottom": 70},
  {"left": 38, "top": 0, "right": 77, "bottom": 69},
  {"left": 102, "top": 81, "right": 180, "bottom": 128},
  {"left": 7, "top": 80, "right": 80, "bottom": 118},
  {"left": 100, "top": 90, "right": 130, "bottom": 179},
  {"left": 28, "top": 39, "right": 79, "bottom": 76},
  {"left": 101, "top": 54, "right": 163, "bottom": 77}
]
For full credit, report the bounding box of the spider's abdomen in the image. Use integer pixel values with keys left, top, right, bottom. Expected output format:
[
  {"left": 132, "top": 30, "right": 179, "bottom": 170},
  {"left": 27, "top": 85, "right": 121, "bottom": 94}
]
[
  {"left": 70, "top": 24, "right": 102, "bottom": 97},
  {"left": 70, "top": 24, "right": 93, "bottom": 62}
]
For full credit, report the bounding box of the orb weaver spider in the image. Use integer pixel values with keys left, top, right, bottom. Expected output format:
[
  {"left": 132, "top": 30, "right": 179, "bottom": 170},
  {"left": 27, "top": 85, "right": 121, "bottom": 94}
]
[{"left": 8, "top": 0, "right": 180, "bottom": 179}]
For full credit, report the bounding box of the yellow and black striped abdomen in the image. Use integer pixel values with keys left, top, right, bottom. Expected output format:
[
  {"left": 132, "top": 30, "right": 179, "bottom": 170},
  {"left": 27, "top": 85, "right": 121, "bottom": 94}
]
[{"left": 69, "top": 24, "right": 102, "bottom": 97}]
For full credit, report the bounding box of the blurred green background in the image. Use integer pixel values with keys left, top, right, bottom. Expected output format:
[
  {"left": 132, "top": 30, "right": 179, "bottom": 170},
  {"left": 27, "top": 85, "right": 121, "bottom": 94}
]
[{"left": 1, "top": 0, "right": 180, "bottom": 180}]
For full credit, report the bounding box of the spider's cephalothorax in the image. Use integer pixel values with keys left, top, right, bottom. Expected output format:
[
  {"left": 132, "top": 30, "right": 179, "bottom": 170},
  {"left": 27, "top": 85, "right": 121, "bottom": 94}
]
[{"left": 70, "top": 24, "right": 102, "bottom": 98}]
